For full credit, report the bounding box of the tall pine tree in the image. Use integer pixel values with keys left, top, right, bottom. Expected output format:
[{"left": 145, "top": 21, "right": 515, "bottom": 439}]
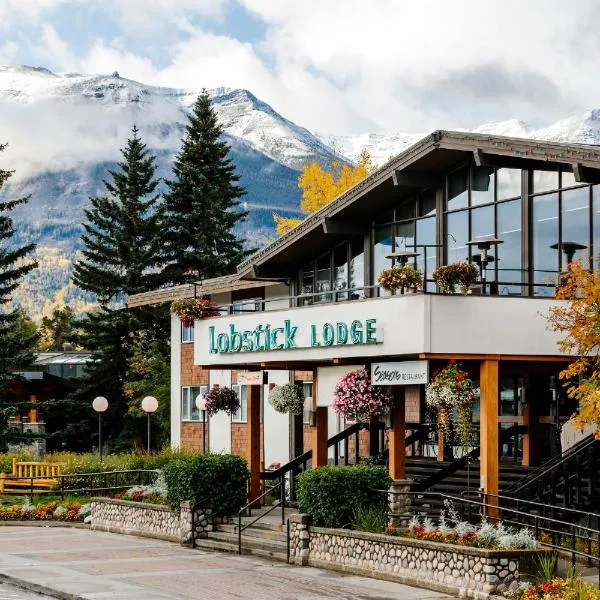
[
  {"left": 0, "top": 143, "right": 39, "bottom": 448},
  {"left": 161, "top": 90, "right": 249, "bottom": 285},
  {"left": 71, "top": 127, "right": 167, "bottom": 450}
]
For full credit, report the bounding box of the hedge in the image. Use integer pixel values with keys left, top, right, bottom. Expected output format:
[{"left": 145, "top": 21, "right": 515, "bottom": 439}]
[
  {"left": 297, "top": 464, "right": 390, "bottom": 528},
  {"left": 163, "top": 453, "right": 249, "bottom": 516}
]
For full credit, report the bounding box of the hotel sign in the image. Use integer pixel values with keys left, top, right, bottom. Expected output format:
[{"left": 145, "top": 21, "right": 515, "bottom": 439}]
[
  {"left": 208, "top": 318, "right": 380, "bottom": 354},
  {"left": 371, "top": 361, "right": 429, "bottom": 386}
]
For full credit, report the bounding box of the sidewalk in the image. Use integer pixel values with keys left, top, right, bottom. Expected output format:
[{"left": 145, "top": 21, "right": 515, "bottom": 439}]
[{"left": 0, "top": 525, "right": 451, "bottom": 600}]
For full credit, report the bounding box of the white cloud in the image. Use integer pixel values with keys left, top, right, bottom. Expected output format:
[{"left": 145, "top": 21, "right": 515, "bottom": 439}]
[{"left": 3, "top": 0, "right": 600, "bottom": 134}]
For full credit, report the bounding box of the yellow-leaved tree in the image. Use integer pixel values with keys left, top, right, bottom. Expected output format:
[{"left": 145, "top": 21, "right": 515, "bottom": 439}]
[
  {"left": 548, "top": 260, "right": 600, "bottom": 437},
  {"left": 273, "top": 149, "right": 375, "bottom": 235}
]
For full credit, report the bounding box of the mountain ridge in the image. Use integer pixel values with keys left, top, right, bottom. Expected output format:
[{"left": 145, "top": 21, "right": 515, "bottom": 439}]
[{"left": 2, "top": 64, "right": 600, "bottom": 318}]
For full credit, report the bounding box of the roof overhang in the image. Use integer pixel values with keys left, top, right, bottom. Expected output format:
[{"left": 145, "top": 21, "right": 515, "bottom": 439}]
[{"left": 237, "top": 130, "right": 600, "bottom": 277}]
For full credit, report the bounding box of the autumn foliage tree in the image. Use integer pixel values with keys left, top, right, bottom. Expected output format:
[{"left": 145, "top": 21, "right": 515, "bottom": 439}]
[
  {"left": 548, "top": 260, "right": 600, "bottom": 437},
  {"left": 273, "top": 149, "right": 375, "bottom": 235}
]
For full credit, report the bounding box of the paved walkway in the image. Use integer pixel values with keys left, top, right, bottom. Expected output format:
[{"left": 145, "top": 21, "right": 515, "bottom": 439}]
[{"left": 0, "top": 526, "right": 452, "bottom": 600}]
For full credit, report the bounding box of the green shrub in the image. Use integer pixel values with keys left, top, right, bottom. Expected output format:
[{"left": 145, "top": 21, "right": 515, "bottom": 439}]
[
  {"left": 297, "top": 465, "right": 390, "bottom": 528},
  {"left": 163, "top": 453, "right": 249, "bottom": 516},
  {"left": 352, "top": 504, "right": 386, "bottom": 533}
]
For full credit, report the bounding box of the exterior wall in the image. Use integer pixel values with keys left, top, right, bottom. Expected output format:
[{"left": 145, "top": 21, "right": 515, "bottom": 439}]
[
  {"left": 289, "top": 515, "right": 539, "bottom": 598},
  {"left": 193, "top": 295, "right": 567, "bottom": 368},
  {"left": 264, "top": 370, "right": 291, "bottom": 467},
  {"left": 208, "top": 370, "right": 232, "bottom": 453},
  {"left": 170, "top": 315, "right": 182, "bottom": 448},
  {"left": 180, "top": 422, "right": 207, "bottom": 452}
]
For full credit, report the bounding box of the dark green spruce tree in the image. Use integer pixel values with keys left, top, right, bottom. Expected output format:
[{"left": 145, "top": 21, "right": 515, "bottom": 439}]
[
  {"left": 70, "top": 127, "right": 168, "bottom": 451},
  {"left": 161, "top": 90, "right": 249, "bottom": 285},
  {"left": 0, "top": 143, "right": 39, "bottom": 450}
]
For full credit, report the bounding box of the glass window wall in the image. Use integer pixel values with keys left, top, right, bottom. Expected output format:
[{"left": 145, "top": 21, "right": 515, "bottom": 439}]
[{"left": 532, "top": 193, "right": 559, "bottom": 296}]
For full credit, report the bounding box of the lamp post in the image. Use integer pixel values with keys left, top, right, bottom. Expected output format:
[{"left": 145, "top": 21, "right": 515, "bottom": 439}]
[
  {"left": 92, "top": 396, "right": 108, "bottom": 459},
  {"left": 466, "top": 237, "right": 504, "bottom": 295},
  {"left": 141, "top": 396, "right": 158, "bottom": 454},
  {"left": 195, "top": 395, "right": 207, "bottom": 453}
]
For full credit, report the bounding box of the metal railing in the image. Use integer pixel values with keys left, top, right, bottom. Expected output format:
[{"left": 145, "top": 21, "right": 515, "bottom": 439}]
[
  {"left": 0, "top": 469, "right": 159, "bottom": 500},
  {"left": 236, "top": 480, "right": 286, "bottom": 554}
]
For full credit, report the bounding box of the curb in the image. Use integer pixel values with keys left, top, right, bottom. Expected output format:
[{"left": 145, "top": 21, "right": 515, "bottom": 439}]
[
  {"left": 0, "top": 573, "right": 86, "bottom": 600},
  {"left": 0, "top": 521, "right": 89, "bottom": 528}
]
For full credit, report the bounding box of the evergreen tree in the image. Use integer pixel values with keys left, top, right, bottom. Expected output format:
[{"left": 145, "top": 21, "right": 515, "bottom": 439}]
[
  {"left": 71, "top": 128, "right": 167, "bottom": 450},
  {"left": 73, "top": 125, "right": 163, "bottom": 302},
  {"left": 0, "top": 144, "right": 39, "bottom": 448},
  {"left": 0, "top": 144, "right": 38, "bottom": 384},
  {"left": 161, "top": 90, "right": 249, "bottom": 285}
]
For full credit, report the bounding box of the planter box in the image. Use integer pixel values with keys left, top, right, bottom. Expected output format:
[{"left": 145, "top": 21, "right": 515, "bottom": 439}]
[{"left": 289, "top": 514, "right": 544, "bottom": 599}]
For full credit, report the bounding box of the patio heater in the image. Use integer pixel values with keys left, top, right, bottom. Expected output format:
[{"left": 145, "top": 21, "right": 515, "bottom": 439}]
[
  {"left": 465, "top": 237, "right": 503, "bottom": 295},
  {"left": 195, "top": 394, "right": 207, "bottom": 453},
  {"left": 550, "top": 241, "right": 587, "bottom": 268},
  {"left": 141, "top": 396, "right": 159, "bottom": 453},
  {"left": 92, "top": 396, "right": 108, "bottom": 459}
]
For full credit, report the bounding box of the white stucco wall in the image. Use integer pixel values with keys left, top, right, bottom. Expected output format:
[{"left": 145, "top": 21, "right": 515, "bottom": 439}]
[
  {"left": 208, "top": 370, "right": 232, "bottom": 453},
  {"left": 170, "top": 315, "right": 181, "bottom": 449},
  {"left": 263, "top": 370, "right": 292, "bottom": 467}
]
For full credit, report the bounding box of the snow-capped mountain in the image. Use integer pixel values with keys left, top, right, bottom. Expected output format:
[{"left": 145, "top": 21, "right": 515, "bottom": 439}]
[{"left": 2, "top": 64, "right": 600, "bottom": 318}]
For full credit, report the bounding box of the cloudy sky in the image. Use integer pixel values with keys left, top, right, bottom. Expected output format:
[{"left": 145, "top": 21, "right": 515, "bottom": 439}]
[{"left": 0, "top": 0, "right": 598, "bottom": 134}]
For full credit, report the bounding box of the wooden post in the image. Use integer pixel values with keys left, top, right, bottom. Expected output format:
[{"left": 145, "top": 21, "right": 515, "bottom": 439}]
[
  {"left": 480, "top": 359, "right": 499, "bottom": 518},
  {"left": 28, "top": 394, "right": 38, "bottom": 424},
  {"left": 389, "top": 387, "right": 406, "bottom": 480},
  {"left": 312, "top": 407, "right": 328, "bottom": 467},
  {"left": 247, "top": 384, "right": 262, "bottom": 507},
  {"left": 522, "top": 377, "right": 540, "bottom": 467}
]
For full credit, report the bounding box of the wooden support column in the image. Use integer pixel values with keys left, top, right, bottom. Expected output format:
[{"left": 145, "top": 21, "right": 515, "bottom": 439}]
[
  {"left": 247, "top": 384, "right": 262, "bottom": 507},
  {"left": 480, "top": 359, "right": 499, "bottom": 517},
  {"left": 311, "top": 407, "right": 328, "bottom": 467},
  {"left": 28, "top": 394, "right": 38, "bottom": 424},
  {"left": 522, "top": 376, "right": 540, "bottom": 467},
  {"left": 389, "top": 387, "right": 406, "bottom": 480}
]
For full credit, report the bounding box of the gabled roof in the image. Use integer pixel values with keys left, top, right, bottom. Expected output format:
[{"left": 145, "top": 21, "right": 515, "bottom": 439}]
[{"left": 238, "top": 130, "right": 600, "bottom": 278}]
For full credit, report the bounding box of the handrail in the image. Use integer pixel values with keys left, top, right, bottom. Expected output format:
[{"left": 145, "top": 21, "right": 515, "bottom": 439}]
[
  {"left": 261, "top": 422, "right": 368, "bottom": 480},
  {"left": 237, "top": 480, "right": 285, "bottom": 554},
  {"left": 461, "top": 489, "right": 600, "bottom": 523},
  {"left": 509, "top": 434, "right": 598, "bottom": 493},
  {"left": 413, "top": 424, "right": 525, "bottom": 492}
]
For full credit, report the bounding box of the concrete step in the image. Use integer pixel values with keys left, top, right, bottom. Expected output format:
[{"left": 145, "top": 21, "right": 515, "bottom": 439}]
[
  {"left": 194, "top": 535, "right": 288, "bottom": 562},
  {"left": 209, "top": 530, "right": 288, "bottom": 553},
  {"left": 218, "top": 523, "right": 287, "bottom": 542}
]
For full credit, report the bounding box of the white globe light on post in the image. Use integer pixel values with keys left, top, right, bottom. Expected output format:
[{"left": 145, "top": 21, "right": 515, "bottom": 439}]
[
  {"left": 195, "top": 394, "right": 207, "bottom": 453},
  {"left": 92, "top": 396, "right": 108, "bottom": 460},
  {"left": 141, "top": 396, "right": 159, "bottom": 454}
]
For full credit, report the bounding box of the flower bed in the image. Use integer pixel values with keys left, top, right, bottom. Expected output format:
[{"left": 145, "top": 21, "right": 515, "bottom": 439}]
[
  {"left": 516, "top": 577, "right": 600, "bottom": 600},
  {"left": 0, "top": 499, "right": 91, "bottom": 522},
  {"left": 289, "top": 514, "right": 546, "bottom": 598}
]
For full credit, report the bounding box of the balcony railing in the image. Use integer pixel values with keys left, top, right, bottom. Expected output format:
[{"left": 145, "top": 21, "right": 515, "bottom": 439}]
[{"left": 202, "top": 279, "right": 557, "bottom": 315}]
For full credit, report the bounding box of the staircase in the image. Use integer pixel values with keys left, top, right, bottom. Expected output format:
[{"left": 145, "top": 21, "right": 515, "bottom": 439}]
[
  {"left": 407, "top": 457, "right": 532, "bottom": 514},
  {"left": 193, "top": 507, "right": 289, "bottom": 561},
  {"left": 506, "top": 434, "right": 600, "bottom": 514}
]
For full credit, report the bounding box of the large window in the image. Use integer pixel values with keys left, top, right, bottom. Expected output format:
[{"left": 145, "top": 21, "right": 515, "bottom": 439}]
[
  {"left": 531, "top": 168, "right": 593, "bottom": 296},
  {"left": 445, "top": 165, "right": 522, "bottom": 294},
  {"left": 371, "top": 189, "right": 438, "bottom": 290},
  {"left": 181, "top": 385, "right": 208, "bottom": 421},
  {"left": 297, "top": 237, "right": 365, "bottom": 305}
]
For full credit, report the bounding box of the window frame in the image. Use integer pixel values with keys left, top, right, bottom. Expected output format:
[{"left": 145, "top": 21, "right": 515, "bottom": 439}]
[
  {"left": 231, "top": 384, "right": 249, "bottom": 423},
  {"left": 181, "top": 322, "right": 194, "bottom": 343},
  {"left": 181, "top": 385, "right": 208, "bottom": 422}
]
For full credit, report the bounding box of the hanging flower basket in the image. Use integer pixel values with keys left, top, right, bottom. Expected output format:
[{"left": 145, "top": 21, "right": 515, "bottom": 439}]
[
  {"left": 202, "top": 385, "right": 240, "bottom": 417},
  {"left": 378, "top": 264, "right": 423, "bottom": 293},
  {"left": 268, "top": 383, "right": 305, "bottom": 415},
  {"left": 171, "top": 298, "right": 221, "bottom": 326},
  {"left": 333, "top": 368, "right": 393, "bottom": 422},
  {"left": 425, "top": 360, "right": 475, "bottom": 448},
  {"left": 432, "top": 262, "right": 478, "bottom": 295}
]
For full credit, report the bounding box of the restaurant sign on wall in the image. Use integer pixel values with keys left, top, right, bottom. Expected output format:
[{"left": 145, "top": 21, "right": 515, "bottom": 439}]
[
  {"left": 371, "top": 361, "right": 429, "bottom": 385},
  {"left": 208, "top": 318, "right": 380, "bottom": 354}
]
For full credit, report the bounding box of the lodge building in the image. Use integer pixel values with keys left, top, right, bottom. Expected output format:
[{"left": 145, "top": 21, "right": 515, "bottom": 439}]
[{"left": 130, "top": 131, "right": 600, "bottom": 508}]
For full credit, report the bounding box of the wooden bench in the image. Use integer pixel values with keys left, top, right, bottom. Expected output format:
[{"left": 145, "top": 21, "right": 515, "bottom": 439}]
[{"left": 0, "top": 458, "right": 62, "bottom": 493}]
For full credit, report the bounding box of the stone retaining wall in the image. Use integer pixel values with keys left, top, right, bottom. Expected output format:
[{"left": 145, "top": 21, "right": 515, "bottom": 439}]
[
  {"left": 289, "top": 514, "right": 543, "bottom": 599},
  {"left": 91, "top": 498, "right": 213, "bottom": 544}
]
